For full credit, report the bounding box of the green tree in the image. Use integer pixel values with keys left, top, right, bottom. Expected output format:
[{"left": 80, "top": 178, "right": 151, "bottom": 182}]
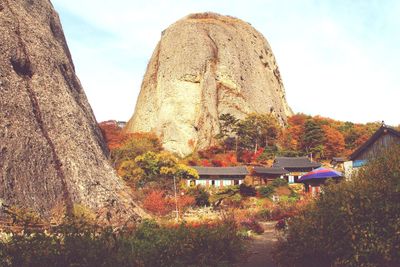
[
  {"left": 216, "top": 113, "right": 239, "bottom": 151},
  {"left": 236, "top": 113, "right": 281, "bottom": 153},
  {"left": 301, "top": 119, "right": 325, "bottom": 158},
  {"left": 135, "top": 151, "right": 198, "bottom": 187},
  {"left": 111, "top": 133, "right": 162, "bottom": 168}
]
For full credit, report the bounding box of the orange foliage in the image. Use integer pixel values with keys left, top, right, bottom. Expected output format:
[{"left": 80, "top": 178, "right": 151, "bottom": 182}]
[
  {"left": 198, "top": 146, "right": 224, "bottom": 159},
  {"left": 281, "top": 125, "right": 303, "bottom": 151},
  {"left": 99, "top": 121, "right": 130, "bottom": 149},
  {"left": 143, "top": 190, "right": 195, "bottom": 216},
  {"left": 168, "top": 194, "right": 195, "bottom": 213},
  {"left": 212, "top": 153, "right": 238, "bottom": 166},
  {"left": 322, "top": 125, "right": 345, "bottom": 158},
  {"left": 241, "top": 148, "right": 264, "bottom": 163},
  {"left": 143, "top": 190, "right": 169, "bottom": 216},
  {"left": 200, "top": 159, "right": 212, "bottom": 166},
  {"left": 287, "top": 113, "right": 308, "bottom": 126}
]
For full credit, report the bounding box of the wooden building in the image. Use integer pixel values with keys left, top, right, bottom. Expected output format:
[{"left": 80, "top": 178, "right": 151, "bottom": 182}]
[
  {"left": 345, "top": 125, "right": 400, "bottom": 174},
  {"left": 272, "top": 157, "right": 321, "bottom": 184},
  {"left": 187, "top": 166, "right": 248, "bottom": 188},
  {"left": 251, "top": 166, "right": 289, "bottom": 185}
]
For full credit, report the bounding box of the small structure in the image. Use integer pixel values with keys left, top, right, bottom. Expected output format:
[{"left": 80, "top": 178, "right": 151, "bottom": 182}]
[
  {"left": 345, "top": 125, "right": 400, "bottom": 176},
  {"left": 251, "top": 166, "right": 289, "bottom": 185},
  {"left": 187, "top": 166, "right": 248, "bottom": 188},
  {"left": 331, "top": 157, "right": 346, "bottom": 172},
  {"left": 272, "top": 157, "right": 321, "bottom": 183},
  {"left": 298, "top": 167, "right": 343, "bottom": 195}
]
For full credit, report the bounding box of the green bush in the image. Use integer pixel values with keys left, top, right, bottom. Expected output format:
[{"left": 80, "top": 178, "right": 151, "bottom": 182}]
[
  {"left": 0, "top": 218, "right": 244, "bottom": 267},
  {"left": 187, "top": 186, "right": 210, "bottom": 206},
  {"left": 273, "top": 146, "right": 400, "bottom": 267},
  {"left": 255, "top": 208, "right": 271, "bottom": 220},
  {"left": 258, "top": 185, "right": 275, "bottom": 198},
  {"left": 239, "top": 183, "right": 257, "bottom": 197},
  {"left": 271, "top": 178, "right": 288, "bottom": 187}
]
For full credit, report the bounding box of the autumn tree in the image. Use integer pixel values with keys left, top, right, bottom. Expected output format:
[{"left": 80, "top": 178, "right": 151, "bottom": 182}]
[
  {"left": 279, "top": 113, "right": 308, "bottom": 154},
  {"left": 99, "top": 121, "right": 129, "bottom": 149},
  {"left": 111, "top": 132, "right": 162, "bottom": 168},
  {"left": 322, "top": 125, "right": 345, "bottom": 158},
  {"left": 135, "top": 151, "right": 198, "bottom": 187}
]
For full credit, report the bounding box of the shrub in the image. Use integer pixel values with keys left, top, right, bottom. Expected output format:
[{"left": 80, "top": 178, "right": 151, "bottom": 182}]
[
  {"left": 187, "top": 186, "right": 210, "bottom": 207},
  {"left": 271, "top": 178, "right": 288, "bottom": 187},
  {"left": 239, "top": 183, "right": 257, "bottom": 197},
  {"left": 255, "top": 208, "right": 271, "bottom": 220},
  {"left": 240, "top": 218, "right": 264, "bottom": 234},
  {"left": 143, "top": 190, "right": 170, "bottom": 215},
  {"left": 166, "top": 194, "right": 195, "bottom": 213},
  {"left": 258, "top": 185, "right": 275, "bottom": 198},
  {"left": 0, "top": 218, "right": 245, "bottom": 267},
  {"left": 273, "top": 146, "right": 400, "bottom": 267}
]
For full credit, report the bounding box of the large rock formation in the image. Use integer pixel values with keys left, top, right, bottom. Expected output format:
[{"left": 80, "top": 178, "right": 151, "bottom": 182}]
[
  {"left": 125, "top": 13, "right": 292, "bottom": 156},
  {"left": 0, "top": 0, "right": 146, "bottom": 223}
]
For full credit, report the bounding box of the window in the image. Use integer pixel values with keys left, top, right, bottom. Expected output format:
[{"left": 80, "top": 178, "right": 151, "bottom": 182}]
[
  {"left": 353, "top": 160, "right": 367, "bottom": 168},
  {"left": 223, "top": 180, "right": 231, "bottom": 186},
  {"left": 234, "top": 180, "right": 239, "bottom": 185}
]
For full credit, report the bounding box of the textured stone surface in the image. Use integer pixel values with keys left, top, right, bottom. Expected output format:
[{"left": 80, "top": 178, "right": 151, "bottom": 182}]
[
  {"left": 0, "top": 0, "right": 147, "bottom": 223},
  {"left": 125, "top": 13, "right": 292, "bottom": 156}
]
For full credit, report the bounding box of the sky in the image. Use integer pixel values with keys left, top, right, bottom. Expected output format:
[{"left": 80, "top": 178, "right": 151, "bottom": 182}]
[{"left": 52, "top": 0, "right": 400, "bottom": 126}]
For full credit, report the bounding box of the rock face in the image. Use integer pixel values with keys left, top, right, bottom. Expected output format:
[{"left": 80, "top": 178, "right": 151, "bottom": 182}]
[
  {"left": 0, "top": 0, "right": 146, "bottom": 223},
  {"left": 125, "top": 13, "right": 292, "bottom": 156}
]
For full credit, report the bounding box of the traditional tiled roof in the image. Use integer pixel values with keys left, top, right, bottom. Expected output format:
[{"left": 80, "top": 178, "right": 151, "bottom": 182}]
[
  {"left": 331, "top": 157, "right": 346, "bottom": 163},
  {"left": 253, "top": 166, "right": 289, "bottom": 175},
  {"left": 350, "top": 125, "right": 400, "bottom": 160},
  {"left": 191, "top": 166, "right": 249, "bottom": 176},
  {"left": 272, "top": 157, "right": 321, "bottom": 169}
]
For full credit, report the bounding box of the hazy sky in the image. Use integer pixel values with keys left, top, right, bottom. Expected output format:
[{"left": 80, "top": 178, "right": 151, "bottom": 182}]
[{"left": 52, "top": 0, "right": 400, "bottom": 126}]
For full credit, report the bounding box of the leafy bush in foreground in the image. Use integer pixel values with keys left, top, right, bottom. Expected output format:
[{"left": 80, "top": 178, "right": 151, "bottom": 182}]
[
  {"left": 258, "top": 185, "right": 275, "bottom": 198},
  {"left": 271, "top": 178, "right": 288, "bottom": 187},
  {"left": 0, "top": 218, "right": 244, "bottom": 267},
  {"left": 273, "top": 146, "right": 400, "bottom": 267}
]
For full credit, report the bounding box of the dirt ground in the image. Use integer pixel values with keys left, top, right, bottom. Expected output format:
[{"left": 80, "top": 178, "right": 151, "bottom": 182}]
[{"left": 237, "top": 221, "right": 279, "bottom": 267}]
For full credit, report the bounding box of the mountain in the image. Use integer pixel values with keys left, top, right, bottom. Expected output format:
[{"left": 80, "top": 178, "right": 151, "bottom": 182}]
[
  {"left": 0, "top": 0, "right": 146, "bottom": 223},
  {"left": 125, "top": 12, "right": 292, "bottom": 156}
]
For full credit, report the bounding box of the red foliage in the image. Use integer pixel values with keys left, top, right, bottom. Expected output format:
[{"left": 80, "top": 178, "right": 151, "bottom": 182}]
[
  {"left": 197, "top": 152, "right": 238, "bottom": 167},
  {"left": 99, "top": 121, "right": 130, "bottom": 149},
  {"left": 198, "top": 146, "right": 224, "bottom": 159},
  {"left": 143, "top": 190, "right": 170, "bottom": 216},
  {"left": 168, "top": 194, "right": 195, "bottom": 212},
  {"left": 211, "top": 159, "right": 226, "bottom": 167},
  {"left": 143, "top": 190, "right": 195, "bottom": 216},
  {"left": 240, "top": 148, "right": 264, "bottom": 163},
  {"left": 241, "top": 150, "right": 253, "bottom": 163},
  {"left": 200, "top": 159, "right": 212, "bottom": 167},
  {"left": 288, "top": 113, "right": 308, "bottom": 126},
  {"left": 253, "top": 148, "right": 264, "bottom": 162}
]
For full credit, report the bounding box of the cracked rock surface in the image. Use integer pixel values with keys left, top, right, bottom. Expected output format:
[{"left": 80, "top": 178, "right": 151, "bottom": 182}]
[
  {"left": 125, "top": 13, "right": 293, "bottom": 157},
  {"left": 0, "top": 0, "right": 147, "bottom": 223}
]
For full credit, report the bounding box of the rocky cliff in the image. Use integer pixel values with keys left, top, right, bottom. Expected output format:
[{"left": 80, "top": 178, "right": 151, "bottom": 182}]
[
  {"left": 125, "top": 13, "right": 292, "bottom": 156},
  {"left": 0, "top": 0, "right": 146, "bottom": 223}
]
